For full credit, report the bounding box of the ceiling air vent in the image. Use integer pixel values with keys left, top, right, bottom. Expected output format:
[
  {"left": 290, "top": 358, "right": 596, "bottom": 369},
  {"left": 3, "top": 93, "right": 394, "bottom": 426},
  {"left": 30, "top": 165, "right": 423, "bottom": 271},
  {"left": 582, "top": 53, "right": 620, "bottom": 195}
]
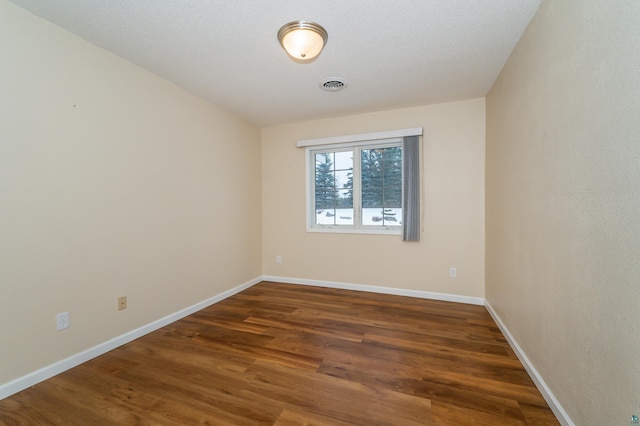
[{"left": 320, "top": 78, "right": 347, "bottom": 92}]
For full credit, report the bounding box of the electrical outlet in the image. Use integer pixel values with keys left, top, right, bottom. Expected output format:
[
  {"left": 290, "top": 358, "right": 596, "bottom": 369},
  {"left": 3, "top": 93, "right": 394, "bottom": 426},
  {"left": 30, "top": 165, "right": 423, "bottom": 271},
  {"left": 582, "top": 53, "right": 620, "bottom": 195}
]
[
  {"left": 118, "top": 296, "right": 127, "bottom": 311},
  {"left": 56, "top": 312, "right": 70, "bottom": 331},
  {"left": 449, "top": 267, "right": 457, "bottom": 278}
]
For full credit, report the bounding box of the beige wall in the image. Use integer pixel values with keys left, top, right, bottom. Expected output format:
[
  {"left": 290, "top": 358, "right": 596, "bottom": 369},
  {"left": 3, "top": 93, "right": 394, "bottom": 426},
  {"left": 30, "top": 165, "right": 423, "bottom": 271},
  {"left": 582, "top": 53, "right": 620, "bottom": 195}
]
[
  {"left": 0, "top": 1, "right": 261, "bottom": 385},
  {"left": 262, "top": 99, "right": 485, "bottom": 297},
  {"left": 486, "top": 0, "right": 640, "bottom": 424}
]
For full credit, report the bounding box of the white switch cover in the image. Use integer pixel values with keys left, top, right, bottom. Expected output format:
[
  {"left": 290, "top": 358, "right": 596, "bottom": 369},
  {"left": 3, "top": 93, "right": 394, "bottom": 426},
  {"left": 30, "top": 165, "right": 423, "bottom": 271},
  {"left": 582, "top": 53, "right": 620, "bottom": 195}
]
[{"left": 449, "top": 267, "right": 457, "bottom": 278}]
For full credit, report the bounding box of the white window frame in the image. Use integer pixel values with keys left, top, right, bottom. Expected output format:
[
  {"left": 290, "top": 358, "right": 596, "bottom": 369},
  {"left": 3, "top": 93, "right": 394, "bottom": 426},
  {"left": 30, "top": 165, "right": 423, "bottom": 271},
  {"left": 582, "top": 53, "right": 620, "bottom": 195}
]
[
  {"left": 305, "top": 138, "right": 404, "bottom": 235},
  {"left": 299, "top": 128, "right": 423, "bottom": 235}
]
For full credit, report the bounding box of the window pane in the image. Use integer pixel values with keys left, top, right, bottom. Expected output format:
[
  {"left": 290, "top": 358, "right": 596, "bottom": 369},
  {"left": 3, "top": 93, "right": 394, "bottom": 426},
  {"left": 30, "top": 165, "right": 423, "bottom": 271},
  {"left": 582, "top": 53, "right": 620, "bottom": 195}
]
[
  {"left": 314, "top": 152, "right": 334, "bottom": 187},
  {"left": 315, "top": 152, "right": 334, "bottom": 168},
  {"left": 362, "top": 149, "right": 381, "bottom": 209},
  {"left": 362, "top": 207, "right": 403, "bottom": 226},
  {"left": 310, "top": 143, "right": 401, "bottom": 230},
  {"left": 335, "top": 209, "right": 353, "bottom": 225},
  {"left": 382, "top": 147, "right": 401, "bottom": 191},
  {"left": 334, "top": 151, "right": 353, "bottom": 170},
  {"left": 336, "top": 188, "right": 352, "bottom": 207},
  {"left": 362, "top": 208, "right": 383, "bottom": 226},
  {"left": 334, "top": 170, "right": 351, "bottom": 189},
  {"left": 361, "top": 146, "right": 402, "bottom": 225},
  {"left": 383, "top": 186, "right": 402, "bottom": 208},
  {"left": 381, "top": 207, "right": 401, "bottom": 225},
  {"left": 315, "top": 151, "right": 336, "bottom": 224},
  {"left": 313, "top": 150, "right": 353, "bottom": 226},
  {"left": 316, "top": 208, "right": 337, "bottom": 225},
  {"left": 315, "top": 190, "right": 335, "bottom": 210}
]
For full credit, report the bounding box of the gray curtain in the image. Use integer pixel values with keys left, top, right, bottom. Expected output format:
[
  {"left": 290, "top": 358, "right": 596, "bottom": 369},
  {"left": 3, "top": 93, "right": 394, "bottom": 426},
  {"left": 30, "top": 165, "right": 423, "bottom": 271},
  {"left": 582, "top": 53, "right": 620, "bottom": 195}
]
[{"left": 402, "top": 135, "right": 420, "bottom": 241}]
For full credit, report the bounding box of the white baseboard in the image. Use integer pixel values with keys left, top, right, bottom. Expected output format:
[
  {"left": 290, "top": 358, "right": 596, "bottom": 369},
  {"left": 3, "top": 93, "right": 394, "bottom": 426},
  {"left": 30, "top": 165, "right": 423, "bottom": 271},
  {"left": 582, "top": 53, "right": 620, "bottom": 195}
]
[
  {"left": 484, "top": 300, "right": 574, "bottom": 426},
  {"left": 0, "top": 276, "right": 262, "bottom": 400},
  {"left": 3, "top": 273, "right": 568, "bottom": 426},
  {"left": 262, "top": 275, "right": 485, "bottom": 306}
]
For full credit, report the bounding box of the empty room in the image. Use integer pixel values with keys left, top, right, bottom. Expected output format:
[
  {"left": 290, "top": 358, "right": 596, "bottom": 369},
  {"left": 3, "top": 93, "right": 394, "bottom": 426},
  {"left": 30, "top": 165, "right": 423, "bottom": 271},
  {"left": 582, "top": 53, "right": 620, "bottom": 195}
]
[{"left": 1, "top": 1, "right": 638, "bottom": 425}]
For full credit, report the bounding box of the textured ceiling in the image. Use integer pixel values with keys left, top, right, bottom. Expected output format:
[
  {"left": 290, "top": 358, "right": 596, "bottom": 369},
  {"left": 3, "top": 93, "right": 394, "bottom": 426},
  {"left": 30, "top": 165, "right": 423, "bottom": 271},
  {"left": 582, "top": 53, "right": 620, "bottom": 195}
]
[{"left": 8, "top": 0, "right": 541, "bottom": 126}]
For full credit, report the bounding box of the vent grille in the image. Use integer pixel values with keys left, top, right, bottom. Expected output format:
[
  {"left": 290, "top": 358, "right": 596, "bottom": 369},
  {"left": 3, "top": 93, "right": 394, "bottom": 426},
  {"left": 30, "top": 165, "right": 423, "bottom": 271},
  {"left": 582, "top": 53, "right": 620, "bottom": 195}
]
[{"left": 320, "top": 78, "right": 347, "bottom": 92}]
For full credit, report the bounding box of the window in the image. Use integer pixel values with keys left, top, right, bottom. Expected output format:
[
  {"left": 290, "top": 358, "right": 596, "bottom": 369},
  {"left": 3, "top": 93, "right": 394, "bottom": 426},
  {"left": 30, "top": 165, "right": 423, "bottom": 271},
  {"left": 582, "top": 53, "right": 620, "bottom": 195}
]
[
  {"left": 308, "top": 138, "right": 403, "bottom": 233},
  {"left": 299, "top": 128, "right": 422, "bottom": 239}
]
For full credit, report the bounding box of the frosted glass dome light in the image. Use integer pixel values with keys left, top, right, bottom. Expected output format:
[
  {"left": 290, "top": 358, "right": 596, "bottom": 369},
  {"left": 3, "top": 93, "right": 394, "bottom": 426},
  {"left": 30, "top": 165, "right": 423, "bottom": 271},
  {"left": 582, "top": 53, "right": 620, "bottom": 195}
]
[{"left": 278, "top": 21, "right": 328, "bottom": 63}]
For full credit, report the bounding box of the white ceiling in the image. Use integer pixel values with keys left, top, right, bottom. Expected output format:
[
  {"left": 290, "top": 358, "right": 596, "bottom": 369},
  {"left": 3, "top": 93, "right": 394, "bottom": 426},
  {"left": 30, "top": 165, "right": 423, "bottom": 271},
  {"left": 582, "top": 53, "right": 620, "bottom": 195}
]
[{"left": 9, "top": 0, "right": 541, "bottom": 127}]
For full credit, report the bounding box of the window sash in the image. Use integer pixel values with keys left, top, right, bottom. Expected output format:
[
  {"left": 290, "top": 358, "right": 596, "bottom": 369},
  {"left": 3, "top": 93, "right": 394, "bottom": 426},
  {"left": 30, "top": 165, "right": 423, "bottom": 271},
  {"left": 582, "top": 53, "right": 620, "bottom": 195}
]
[{"left": 308, "top": 139, "right": 402, "bottom": 233}]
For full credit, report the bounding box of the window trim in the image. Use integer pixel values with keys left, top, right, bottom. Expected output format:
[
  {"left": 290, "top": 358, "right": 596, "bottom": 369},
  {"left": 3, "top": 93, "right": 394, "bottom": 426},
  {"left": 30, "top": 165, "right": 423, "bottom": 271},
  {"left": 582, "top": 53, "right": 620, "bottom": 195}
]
[
  {"left": 305, "top": 138, "right": 404, "bottom": 235},
  {"left": 297, "top": 127, "right": 423, "bottom": 148}
]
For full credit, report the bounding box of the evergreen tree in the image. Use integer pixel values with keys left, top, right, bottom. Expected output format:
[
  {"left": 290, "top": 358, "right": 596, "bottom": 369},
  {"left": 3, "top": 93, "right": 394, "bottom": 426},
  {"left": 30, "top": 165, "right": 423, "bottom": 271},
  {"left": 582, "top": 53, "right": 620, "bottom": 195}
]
[
  {"left": 343, "top": 169, "right": 353, "bottom": 206},
  {"left": 315, "top": 148, "right": 399, "bottom": 223},
  {"left": 362, "top": 146, "right": 402, "bottom": 223},
  {"left": 314, "top": 152, "right": 336, "bottom": 209},
  {"left": 382, "top": 146, "right": 402, "bottom": 208}
]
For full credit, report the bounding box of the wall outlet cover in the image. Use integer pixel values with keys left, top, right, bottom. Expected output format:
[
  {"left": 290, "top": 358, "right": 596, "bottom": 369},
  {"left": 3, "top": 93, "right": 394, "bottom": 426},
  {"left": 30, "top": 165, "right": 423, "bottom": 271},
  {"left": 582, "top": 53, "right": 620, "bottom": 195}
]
[{"left": 56, "top": 312, "right": 70, "bottom": 331}]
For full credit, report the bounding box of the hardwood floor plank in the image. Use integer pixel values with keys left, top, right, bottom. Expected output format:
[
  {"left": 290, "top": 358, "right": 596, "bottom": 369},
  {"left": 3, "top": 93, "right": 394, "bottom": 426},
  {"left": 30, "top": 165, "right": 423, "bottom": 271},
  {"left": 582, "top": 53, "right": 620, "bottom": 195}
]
[
  {"left": 317, "top": 358, "right": 525, "bottom": 420},
  {"left": 273, "top": 408, "right": 353, "bottom": 426},
  {"left": 0, "top": 281, "right": 558, "bottom": 425},
  {"left": 431, "top": 399, "right": 528, "bottom": 426},
  {"left": 105, "top": 362, "right": 280, "bottom": 424},
  {"left": 519, "top": 402, "right": 562, "bottom": 425},
  {"left": 245, "top": 314, "right": 365, "bottom": 343},
  {"left": 243, "top": 360, "right": 432, "bottom": 426}
]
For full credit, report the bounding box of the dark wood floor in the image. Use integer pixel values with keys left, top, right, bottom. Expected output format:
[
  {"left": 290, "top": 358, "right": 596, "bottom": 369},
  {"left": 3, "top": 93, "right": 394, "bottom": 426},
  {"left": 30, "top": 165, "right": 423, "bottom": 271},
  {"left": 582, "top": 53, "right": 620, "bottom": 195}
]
[{"left": 0, "top": 282, "right": 559, "bottom": 425}]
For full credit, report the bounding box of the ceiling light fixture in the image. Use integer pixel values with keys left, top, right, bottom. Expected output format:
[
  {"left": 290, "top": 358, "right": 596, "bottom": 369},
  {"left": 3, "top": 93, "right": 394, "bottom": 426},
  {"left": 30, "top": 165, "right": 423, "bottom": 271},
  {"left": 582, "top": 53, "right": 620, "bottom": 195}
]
[{"left": 277, "top": 20, "right": 328, "bottom": 63}]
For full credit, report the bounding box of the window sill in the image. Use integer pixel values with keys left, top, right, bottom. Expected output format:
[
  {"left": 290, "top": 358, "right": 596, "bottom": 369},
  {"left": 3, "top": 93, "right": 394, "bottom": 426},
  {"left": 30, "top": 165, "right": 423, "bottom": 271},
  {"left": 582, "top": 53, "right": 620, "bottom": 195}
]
[{"left": 306, "top": 226, "right": 401, "bottom": 235}]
